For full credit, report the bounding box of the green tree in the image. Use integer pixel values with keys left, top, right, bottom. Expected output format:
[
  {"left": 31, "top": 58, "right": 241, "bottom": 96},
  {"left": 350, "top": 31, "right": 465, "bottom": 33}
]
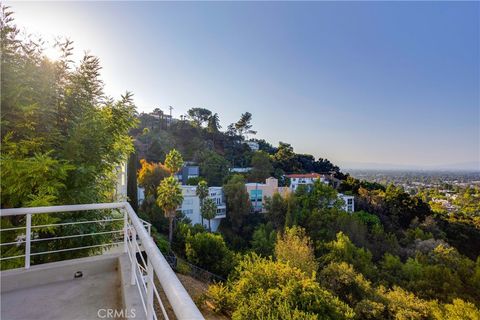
[
  {"left": 249, "top": 150, "right": 273, "bottom": 182},
  {"left": 164, "top": 148, "right": 184, "bottom": 176},
  {"left": 202, "top": 197, "right": 217, "bottom": 232},
  {"left": 319, "top": 262, "right": 377, "bottom": 310},
  {"left": 321, "top": 232, "right": 376, "bottom": 279},
  {"left": 207, "top": 113, "right": 221, "bottom": 133},
  {"left": 275, "top": 226, "right": 318, "bottom": 276},
  {"left": 199, "top": 151, "right": 230, "bottom": 186},
  {"left": 234, "top": 112, "right": 257, "bottom": 139},
  {"left": 223, "top": 175, "right": 251, "bottom": 233},
  {"left": 127, "top": 152, "right": 139, "bottom": 211},
  {"left": 196, "top": 180, "right": 209, "bottom": 226},
  {"left": 206, "top": 254, "right": 354, "bottom": 319},
  {"left": 251, "top": 223, "right": 276, "bottom": 257},
  {"left": 1, "top": 7, "right": 137, "bottom": 267},
  {"left": 187, "top": 107, "right": 212, "bottom": 127},
  {"left": 431, "top": 299, "right": 480, "bottom": 320},
  {"left": 156, "top": 176, "right": 183, "bottom": 243},
  {"left": 185, "top": 232, "right": 235, "bottom": 277},
  {"left": 265, "top": 193, "right": 287, "bottom": 230}
]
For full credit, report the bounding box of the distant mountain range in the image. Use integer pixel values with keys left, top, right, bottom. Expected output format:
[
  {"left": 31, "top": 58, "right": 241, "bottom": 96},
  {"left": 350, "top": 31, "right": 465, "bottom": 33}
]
[{"left": 340, "top": 161, "right": 480, "bottom": 172}]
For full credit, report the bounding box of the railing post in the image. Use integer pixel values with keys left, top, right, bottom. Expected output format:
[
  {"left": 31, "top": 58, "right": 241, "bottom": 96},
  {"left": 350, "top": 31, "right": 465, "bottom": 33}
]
[
  {"left": 130, "top": 228, "right": 137, "bottom": 286},
  {"left": 146, "top": 258, "right": 154, "bottom": 320},
  {"left": 123, "top": 209, "right": 128, "bottom": 253},
  {"left": 25, "top": 213, "right": 31, "bottom": 269}
]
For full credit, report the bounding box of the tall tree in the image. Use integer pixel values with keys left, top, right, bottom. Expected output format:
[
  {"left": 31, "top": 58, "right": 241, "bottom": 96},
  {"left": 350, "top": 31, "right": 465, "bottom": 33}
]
[
  {"left": 156, "top": 149, "right": 185, "bottom": 243},
  {"left": 164, "top": 148, "right": 184, "bottom": 176},
  {"left": 137, "top": 159, "right": 169, "bottom": 197},
  {"left": 207, "top": 113, "right": 221, "bottom": 133},
  {"left": 275, "top": 226, "right": 318, "bottom": 276},
  {"left": 250, "top": 151, "right": 273, "bottom": 182},
  {"left": 156, "top": 176, "right": 183, "bottom": 244},
  {"left": 187, "top": 107, "right": 212, "bottom": 127},
  {"left": 199, "top": 151, "right": 229, "bottom": 186},
  {"left": 202, "top": 197, "right": 218, "bottom": 232},
  {"left": 234, "top": 112, "right": 257, "bottom": 139},
  {"left": 127, "top": 152, "right": 138, "bottom": 212},
  {"left": 223, "top": 175, "right": 251, "bottom": 233},
  {"left": 196, "top": 180, "right": 209, "bottom": 226},
  {"left": 0, "top": 6, "right": 137, "bottom": 267}
]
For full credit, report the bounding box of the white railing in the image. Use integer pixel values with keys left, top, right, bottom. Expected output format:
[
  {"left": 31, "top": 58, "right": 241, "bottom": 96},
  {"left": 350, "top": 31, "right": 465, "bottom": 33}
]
[{"left": 0, "top": 202, "right": 204, "bottom": 320}]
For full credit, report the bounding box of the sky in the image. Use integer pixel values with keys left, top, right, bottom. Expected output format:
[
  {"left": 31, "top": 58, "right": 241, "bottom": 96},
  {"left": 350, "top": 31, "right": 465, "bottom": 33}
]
[{"left": 7, "top": 1, "right": 480, "bottom": 170}]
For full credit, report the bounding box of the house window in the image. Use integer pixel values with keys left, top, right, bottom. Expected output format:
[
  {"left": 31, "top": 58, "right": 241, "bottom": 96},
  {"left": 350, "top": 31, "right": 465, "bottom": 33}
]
[{"left": 250, "top": 189, "right": 263, "bottom": 201}]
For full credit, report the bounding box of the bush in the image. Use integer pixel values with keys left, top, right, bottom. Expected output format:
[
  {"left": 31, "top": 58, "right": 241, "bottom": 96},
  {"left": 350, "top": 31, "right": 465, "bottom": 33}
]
[
  {"left": 251, "top": 223, "right": 276, "bottom": 257},
  {"left": 207, "top": 254, "right": 354, "bottom": 320},
  {"left": 275, "top": 226, "right": 318, "bottom": 276},
  {"left": 185, "top": 232, "right": 236, "bottom": 277},
  {"left": 176, "top": 260, "right": 192, "bottom": 275},
  {"left": 205, "top": 282, "right": 234, "bottom": 314}
]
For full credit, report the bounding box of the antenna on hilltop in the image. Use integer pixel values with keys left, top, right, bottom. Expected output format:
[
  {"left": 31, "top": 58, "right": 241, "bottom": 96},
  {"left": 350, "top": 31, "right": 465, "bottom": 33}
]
[{"left": 169, "top": 106, "right": 173, "bottom": 117}]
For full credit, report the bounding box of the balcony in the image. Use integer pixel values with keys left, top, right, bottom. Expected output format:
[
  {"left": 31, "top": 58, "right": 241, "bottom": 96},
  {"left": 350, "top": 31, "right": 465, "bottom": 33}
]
[{"left": 0, "top": 203, "right": 204, "bottom": 320}]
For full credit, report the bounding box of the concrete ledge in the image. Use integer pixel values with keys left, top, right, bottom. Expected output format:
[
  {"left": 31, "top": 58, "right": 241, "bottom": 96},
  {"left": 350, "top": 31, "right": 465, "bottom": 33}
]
[
  {"left": 119, "top": 254, "right": 147, "bottom": 319},
  {"left": 1, "top": 253, "right": 120, "bottom": 293}
]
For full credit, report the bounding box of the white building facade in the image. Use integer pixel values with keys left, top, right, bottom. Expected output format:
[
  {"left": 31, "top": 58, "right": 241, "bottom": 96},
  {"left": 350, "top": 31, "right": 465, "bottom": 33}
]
[
  {"left": 338, "top": 193, "right": 355, "bottom": 213},
  {"left": 286, "top": 173, "right": 329, "bottom": 192},
  {"left": 245, "top": 140, "right": 259, "bottom": 151},
  {"left": 285, "top": 173, "right": 355, "bottom": 213},
  {"left": 179, "top": 186, "right": 226, "bottom": 232}
]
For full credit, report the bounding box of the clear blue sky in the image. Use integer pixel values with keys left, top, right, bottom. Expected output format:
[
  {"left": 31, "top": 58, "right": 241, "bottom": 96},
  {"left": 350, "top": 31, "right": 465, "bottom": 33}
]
[{"left": 8, "top": 1, "right": 480, "bottom": 169}]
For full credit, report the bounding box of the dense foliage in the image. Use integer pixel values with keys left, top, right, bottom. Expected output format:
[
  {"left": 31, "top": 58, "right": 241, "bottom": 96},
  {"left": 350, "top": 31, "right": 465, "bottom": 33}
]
[{"left": 0, "top": 7, "right": 137, "bottom": 268}]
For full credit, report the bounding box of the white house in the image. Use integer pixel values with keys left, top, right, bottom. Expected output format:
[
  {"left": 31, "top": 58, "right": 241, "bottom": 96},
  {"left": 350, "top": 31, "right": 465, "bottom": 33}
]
[
  {"left": 230, "top": 167, "right": 252, "bottom": 173},
  {"left": 179, "top": 185, "right": 226, "bottom": 232},
  {"left": 338, "top": 193, "right": 355, "bottom": 213},
  {"left": 286, "top": 173, "right": 329, "bottom": 192},
  {"left": 245, "top": 140, "right": 259, "bottom": 151}
]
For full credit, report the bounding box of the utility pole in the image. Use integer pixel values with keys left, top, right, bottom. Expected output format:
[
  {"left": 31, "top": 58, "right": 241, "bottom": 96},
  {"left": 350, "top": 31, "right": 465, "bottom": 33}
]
[{"left": 168, "top": 106, "right": 173, "bottom": 117}]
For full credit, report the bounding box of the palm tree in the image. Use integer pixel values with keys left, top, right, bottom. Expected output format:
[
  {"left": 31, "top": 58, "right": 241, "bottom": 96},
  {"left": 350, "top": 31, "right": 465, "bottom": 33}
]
[
  {"left": 157, "top": 176, "right": 183, "bottom": 243},
  {"left": 157, "top": 149, "right": 185, "bottom": 243},
  {"left": 164, "top": 149, "right": 184, "bottom": 176},
  {"left": 196, "top": 180, "right": 209, "bottom": 227},
  {"left": 202, "top": 198, "right": 217, "bottom": 232}
]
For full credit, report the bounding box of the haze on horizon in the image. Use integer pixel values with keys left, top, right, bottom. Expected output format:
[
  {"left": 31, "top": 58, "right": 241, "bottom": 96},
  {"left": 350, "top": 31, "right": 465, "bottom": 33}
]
[{"left": 7, "top": 1, "right": 480, "bottom": 171}]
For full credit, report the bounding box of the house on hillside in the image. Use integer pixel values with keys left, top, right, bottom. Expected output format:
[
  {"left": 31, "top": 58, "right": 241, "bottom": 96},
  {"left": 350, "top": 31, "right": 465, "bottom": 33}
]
[
  {"left": 285, "top": 173, "right": 355, "bottom": 213},
  {"left": 338, "top": 193, "right": 355, "bottom": 213},
  {"left": 179, "top": 185, "right": 226, "bottom": 232},
  {"left": 230, "top": 167, "right": 252, "bottom": 173},
  {"left": 175, "top": 164, "right": 200, "bottom": 185},
  {"left": 286, "top": 173, "right": 329, "bottom": 192},
  {"left": 245, "top": 177, "right": 290, "bottom": 212},
  {"left": 245, "top": 140, "right": 259, "bottom": 151}
]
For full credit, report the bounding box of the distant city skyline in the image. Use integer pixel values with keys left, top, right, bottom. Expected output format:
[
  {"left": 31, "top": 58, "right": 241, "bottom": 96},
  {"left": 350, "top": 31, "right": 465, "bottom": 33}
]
[{"left": 8, "top": 1, "right": 479, "bottom": 170}]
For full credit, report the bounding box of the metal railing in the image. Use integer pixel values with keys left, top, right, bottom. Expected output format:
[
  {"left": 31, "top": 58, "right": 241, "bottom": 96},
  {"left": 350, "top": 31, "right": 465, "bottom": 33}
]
[{"left": 0, "top": 202, "right": 204, "bottom": 320}]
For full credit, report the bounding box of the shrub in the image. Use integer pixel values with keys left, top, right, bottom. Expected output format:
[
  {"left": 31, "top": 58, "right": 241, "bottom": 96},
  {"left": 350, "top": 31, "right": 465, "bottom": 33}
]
[
  {"left": 207, "top": 254, "right": 354, "bottom": 320},
  {"left": 185, "top": 232, "right": 236, "bottom": 277},
  {"left": 176, "top": 260, "right": 192, "bottom": 275},
  {"left": 275, "top": 226, "right": 318, "bottom": 276}
]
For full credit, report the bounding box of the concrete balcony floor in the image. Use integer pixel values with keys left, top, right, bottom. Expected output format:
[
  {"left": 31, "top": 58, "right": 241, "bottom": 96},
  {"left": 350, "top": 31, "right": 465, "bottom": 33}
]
[{"left": 1, "top": 254, "right": 144, "bottom": 320}]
